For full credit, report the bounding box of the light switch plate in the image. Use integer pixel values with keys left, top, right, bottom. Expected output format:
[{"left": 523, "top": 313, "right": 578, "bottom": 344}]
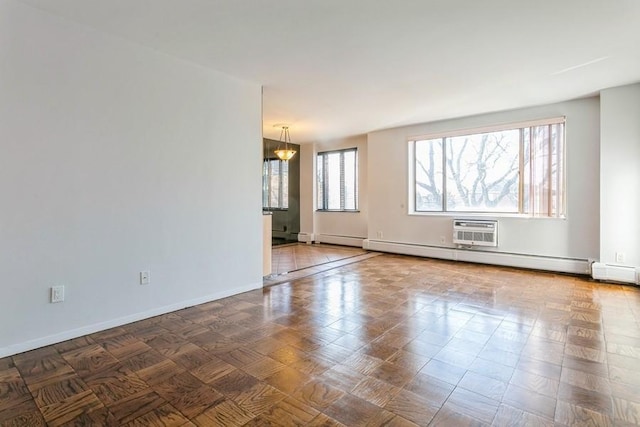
[{"left": 140, "top": 271, "right": 150, "bottom": 285}]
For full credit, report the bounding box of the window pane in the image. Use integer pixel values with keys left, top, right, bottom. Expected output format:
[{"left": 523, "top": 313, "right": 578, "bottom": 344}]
[
  {"left": 410, "top": 120, "right": 564, "bottom": 217},
  {"left": 262, "top": 161, "right": 269, "bottom": 208},
  {"left": 551, "top": 123, "right": 564, "bottom": 217},
  {"left": 281, "top": 160, "right": 289, "bottom": 209},
  {"left": 326, "top": 152, "right": 342, "bottom": 210},
  {"left": 260, "top": 159, "right": 289, "bottom": 209},
  {"left": 317, "top": 149, "right": 358, "bottom": 210},
  {"left": 526, "top": 125, "right": 550, "bottom": 216},
  {"left": 344, "top": 151, "right": 357, "bottom": 210},
  {"left": 523, "top": 127, "right": 531, "bottom": 213},
  {"left": 523, "top": 124, "right": 564, "bottom": 217},
  {"left": 445, "top": 130, "right": 519, "bottom": 212},
  {"left": 317, "top": 156, "right": 324, "bottom": 209},
  {"left": 269, "top": 160, "right": 280, "bottom": 208},
  {"left": 415, "top": 139, "right": 443, "bottom": 211}
]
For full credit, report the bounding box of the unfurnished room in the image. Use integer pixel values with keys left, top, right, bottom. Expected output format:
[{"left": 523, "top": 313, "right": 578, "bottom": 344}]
[{"left": 1, "top": 1, "right": 640, "bottom": 426}]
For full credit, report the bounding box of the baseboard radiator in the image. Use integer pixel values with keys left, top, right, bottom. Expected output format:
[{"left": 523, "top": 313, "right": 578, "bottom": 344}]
[
  {"left": 453, "top": 219, "right": 498, "bottom": 247},
  {"left": 591, "top": 262, "right": 640, "bottom": 285},
  {"left": 315, "top": 234, "right": 364, "bottom": 247},
  {"left": 298, "top": 232, "right": 314, "bottom": 243},
  {"left": 363, "top": 239, "right": 589, "bottom": 275}
]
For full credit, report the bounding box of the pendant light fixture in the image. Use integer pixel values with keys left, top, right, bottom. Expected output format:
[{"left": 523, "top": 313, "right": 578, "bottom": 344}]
[{"left": 274, "top": 126, "right": 296, "bottom": 161}]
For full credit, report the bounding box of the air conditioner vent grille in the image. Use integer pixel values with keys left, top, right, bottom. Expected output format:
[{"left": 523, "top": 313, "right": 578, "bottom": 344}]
[{"left": 453, "top": 219, "right": 498, "bottom": 247}]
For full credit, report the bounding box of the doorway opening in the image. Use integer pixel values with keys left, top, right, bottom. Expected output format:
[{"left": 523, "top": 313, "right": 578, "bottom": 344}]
[{"left": 263, "top": 138, "right": 300, "bottom": 246}]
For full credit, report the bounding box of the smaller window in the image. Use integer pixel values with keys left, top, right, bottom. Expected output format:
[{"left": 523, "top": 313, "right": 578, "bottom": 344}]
[
  {"left": 317, "top": 148, "right": 358, "bottom": 211},
  {"left": 262, "top": 159, "right": 288, "bottom": 209}
]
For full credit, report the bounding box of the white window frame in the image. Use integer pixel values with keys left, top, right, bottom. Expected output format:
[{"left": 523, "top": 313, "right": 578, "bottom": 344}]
[
  {"left": 316, "top": 148, "right": 359, "bottom": 211},
  {"left": 408, "top": 117, "right": 566, "bottom": 218}
]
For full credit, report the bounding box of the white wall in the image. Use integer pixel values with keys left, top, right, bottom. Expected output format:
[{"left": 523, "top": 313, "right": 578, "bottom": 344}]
[
  {"left": 600, "top": 83, "right": 640, "bottom": 267},
  {"left": 0, "top": 0, "right": 263, "bottom": 357},
  {"left": 367, "top": 97, "right": 600, "bottom": 261},
  {"left": 299, "top": 144, "right": 315, "bottom": 235},
  {"left": 299, "top": 135, "right": 368, "bottom": 242}
]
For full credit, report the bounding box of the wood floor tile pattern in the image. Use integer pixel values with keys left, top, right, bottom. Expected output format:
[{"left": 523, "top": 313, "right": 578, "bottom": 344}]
[
  {"left": 2, "top": 254, "right": 640, "bottom": 426},
  {"left": 270, "top": 243, "right": 367, "bottom": 275}
]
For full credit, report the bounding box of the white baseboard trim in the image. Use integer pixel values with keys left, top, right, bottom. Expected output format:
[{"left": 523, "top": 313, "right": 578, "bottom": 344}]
[
  {"left": 316, "top": 234, "right": 365, "bottom": 247},
  {"left": 592, "top": 262, "right": 640, "bottom": 285},
  {"left": 363, "top": 239, "right": 590, "bottom": 275},
  {"left": 298, "top": 232, "right": 315, "bottom": 243},
  {"left": 0, "top": 282, "right": 262, "bottom": 358}
]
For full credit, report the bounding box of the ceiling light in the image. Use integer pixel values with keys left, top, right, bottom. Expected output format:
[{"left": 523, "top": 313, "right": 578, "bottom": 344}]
[{"left": 274, "top": 126, "right": 296, "bottom": 161}]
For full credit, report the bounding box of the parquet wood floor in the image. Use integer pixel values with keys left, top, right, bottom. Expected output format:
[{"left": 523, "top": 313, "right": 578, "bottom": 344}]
[
  {"left": 271, "top": 243, "right": 368, "bottom": 276},
  {"left": 2, "top": 254, "right": 640, "bottom": 426}
]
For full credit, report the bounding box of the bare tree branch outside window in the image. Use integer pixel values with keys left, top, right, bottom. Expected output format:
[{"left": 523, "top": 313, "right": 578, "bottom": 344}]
[{"left": 413, "top": 122, "right": 564, "bottom": 216}]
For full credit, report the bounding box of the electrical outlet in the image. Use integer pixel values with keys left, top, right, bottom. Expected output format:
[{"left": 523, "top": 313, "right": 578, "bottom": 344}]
[
  {"left": 615, "top": 252, "right": 625, "bottom": 264},
  {"left": 140, "top": 271, "right": 150, "bottom": 285},
  {"left": 377, "top": 231, "right": 383, "bottom": 239},
  {"left": 51, "top": 286, "right": 64, "bottom": 303}
]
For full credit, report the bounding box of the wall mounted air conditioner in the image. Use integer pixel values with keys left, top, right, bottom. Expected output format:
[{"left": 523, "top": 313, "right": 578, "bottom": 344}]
[{"left": 453, "top": 219, "right": 498, "bottom": 247}]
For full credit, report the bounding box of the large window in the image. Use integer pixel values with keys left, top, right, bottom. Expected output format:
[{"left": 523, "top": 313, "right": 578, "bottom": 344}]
[
  {"left": 263, "top": 159, "right": 288, "bottom": 209},
  {"left": 317, "top": 148, "right": 358, "bottom": 211},
  {"left": 411, "top": 118, "right": 565, "bottom": 217}
]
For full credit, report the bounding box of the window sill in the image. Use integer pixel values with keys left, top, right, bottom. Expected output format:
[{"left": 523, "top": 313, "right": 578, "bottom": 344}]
[
  {"left": 316, "top": 209, "right": 361, "bottom": 213},
  {"left": 408, "top": 211, "right": 566, "bottom": 220}
]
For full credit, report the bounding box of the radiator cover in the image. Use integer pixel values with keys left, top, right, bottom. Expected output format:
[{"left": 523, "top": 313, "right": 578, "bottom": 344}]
[{"left": 591, "top": 262, "right": 639, "bottom": 285}]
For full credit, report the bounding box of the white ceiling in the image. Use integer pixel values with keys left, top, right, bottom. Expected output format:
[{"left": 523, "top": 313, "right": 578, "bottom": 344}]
[{"left": 17, "top": 0, "right": 640, "bottom": 143}]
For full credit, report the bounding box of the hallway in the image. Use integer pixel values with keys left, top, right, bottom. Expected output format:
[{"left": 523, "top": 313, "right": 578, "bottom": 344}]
[
  {"left": 271, "top": 243, "right": 367, "bottom": 275},
  {"left": 266, "top": 243, "right": 377, "bottom": 287}
]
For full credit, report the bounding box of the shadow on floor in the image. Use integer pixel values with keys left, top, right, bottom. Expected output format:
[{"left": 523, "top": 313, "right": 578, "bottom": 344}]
[{"left": 271, "top": 237, "right": 298, "bottom": 247}]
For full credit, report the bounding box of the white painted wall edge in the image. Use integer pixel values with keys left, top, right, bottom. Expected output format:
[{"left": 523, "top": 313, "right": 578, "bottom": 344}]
[
  {"left": 0, "top": 282, "right": 262, "bottom": 358},
  {"left": 591, "top": 262, "right": 640, "bottom": 285},
  {"left": 363, "top": 239, "right": 590, "bottom": 275},
  {"left": 315, "top": 234, "right": 365, "bottom": 247}
]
